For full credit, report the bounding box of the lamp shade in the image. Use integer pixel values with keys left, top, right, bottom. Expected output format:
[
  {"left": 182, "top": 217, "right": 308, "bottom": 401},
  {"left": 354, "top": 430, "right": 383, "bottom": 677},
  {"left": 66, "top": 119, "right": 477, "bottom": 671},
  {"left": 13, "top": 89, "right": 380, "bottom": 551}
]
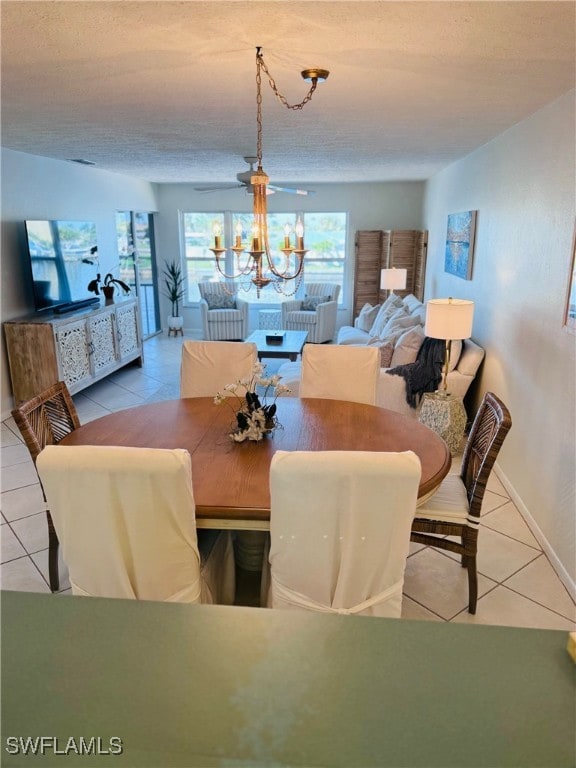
[
  {"left": 425, "top": 298, "right": 474, "bottom": 340},
  {"left": 380, "top": 268, "right": 407, "bottom": 291}
]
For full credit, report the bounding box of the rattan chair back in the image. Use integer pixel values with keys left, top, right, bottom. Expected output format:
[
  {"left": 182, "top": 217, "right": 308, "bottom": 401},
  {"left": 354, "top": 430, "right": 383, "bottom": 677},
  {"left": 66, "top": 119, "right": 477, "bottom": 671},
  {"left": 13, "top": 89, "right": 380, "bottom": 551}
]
[
  {"left": 411, "top": 391, "right": 512, "bottom": 614},
  {"left": 11, "top": 381, "right": 80, "bottom": 593},
  {"left": 460, "top": 392, "right": 512, "bottom": 518},
  {"left": 11, "top": 381, "right": 80, "bottom": 464}
]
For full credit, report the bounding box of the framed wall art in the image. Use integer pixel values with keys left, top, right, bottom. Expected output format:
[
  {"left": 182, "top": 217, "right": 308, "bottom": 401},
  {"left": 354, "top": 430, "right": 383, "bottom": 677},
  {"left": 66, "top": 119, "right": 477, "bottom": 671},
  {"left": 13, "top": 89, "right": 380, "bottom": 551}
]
[{"left": 444, "top": 210, "right": 477, "bottom": 280}]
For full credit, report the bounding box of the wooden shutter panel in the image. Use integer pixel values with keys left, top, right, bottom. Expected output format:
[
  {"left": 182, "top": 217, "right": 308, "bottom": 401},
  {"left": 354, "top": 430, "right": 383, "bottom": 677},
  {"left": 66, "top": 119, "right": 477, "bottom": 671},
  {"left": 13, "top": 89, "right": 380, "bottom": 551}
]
[
  {"left": 354, "top": 229, "right": 428, "bottom": 312},
  {"left": 353, "top": 231, "right": 383, "bottom": 317}
]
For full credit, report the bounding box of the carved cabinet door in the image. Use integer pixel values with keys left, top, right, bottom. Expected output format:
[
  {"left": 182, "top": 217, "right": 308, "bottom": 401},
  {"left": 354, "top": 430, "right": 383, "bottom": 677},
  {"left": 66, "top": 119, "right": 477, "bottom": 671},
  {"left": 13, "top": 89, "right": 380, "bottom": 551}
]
[
  {"left": 115, "top": 302, "right": 140, "bottom": 360},
  {"left": 87, "top": 309, "right": 118, "bottom": 375},
  {"left": 54, "top": 319, "right": 92, "bottom": 391}
]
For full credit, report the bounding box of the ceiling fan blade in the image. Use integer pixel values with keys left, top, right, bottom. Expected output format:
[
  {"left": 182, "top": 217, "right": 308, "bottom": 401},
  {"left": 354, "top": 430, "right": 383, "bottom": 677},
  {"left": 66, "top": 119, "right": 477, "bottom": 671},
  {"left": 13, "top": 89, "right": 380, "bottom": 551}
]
[
  {"left": 193, "top": 184, "right": 243, "bottom": 193},
  {"left": 268, "top": 185, "right": 316, "bottom": 196}
]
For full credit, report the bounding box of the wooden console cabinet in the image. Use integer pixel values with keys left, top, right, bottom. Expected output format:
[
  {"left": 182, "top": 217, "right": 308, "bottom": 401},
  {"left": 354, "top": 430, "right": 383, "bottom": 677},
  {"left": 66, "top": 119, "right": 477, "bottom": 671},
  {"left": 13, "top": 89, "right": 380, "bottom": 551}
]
[{"left": 4, "top": 298, "right": 143, "bottom": 404}]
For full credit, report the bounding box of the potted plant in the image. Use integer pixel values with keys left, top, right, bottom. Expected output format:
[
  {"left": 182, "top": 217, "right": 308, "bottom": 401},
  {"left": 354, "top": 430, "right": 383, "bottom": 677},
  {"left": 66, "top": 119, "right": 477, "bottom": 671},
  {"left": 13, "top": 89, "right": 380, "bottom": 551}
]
[
  {"left": 87, "top": 273, "right": 131, "bottom": 305},
  {"left": 162, "top": 259, "right": 186, "bottom": 334}
]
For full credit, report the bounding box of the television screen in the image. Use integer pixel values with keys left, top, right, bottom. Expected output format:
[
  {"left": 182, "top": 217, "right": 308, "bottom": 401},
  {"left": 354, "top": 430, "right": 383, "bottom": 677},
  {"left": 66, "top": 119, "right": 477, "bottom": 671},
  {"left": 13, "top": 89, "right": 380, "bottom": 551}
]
[{"left": 23, "top": 220, "right": 100, "bottom": 312}]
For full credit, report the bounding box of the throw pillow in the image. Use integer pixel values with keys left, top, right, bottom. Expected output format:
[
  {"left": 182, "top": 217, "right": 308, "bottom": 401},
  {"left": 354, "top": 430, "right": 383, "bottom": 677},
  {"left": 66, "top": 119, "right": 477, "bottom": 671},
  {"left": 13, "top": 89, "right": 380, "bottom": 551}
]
[
  {"left": 402, "top": 294, "right": 423, "bottom": 314},
  {"left": 390, "top": 324, "right": 425, "bottom": 367},
  {"left": 380, "top": 311, "right": 421, "bottom": 340},
  {"left": 204, "top": 293, "right": 237, "bottom": 310},
  {"left": 301, "top": 294, "right": 330, "bottom": 311},
  {"left": 356, "top": 303, "right": 381, "bottom": 333},
  {"left": 368, "top": 298, "right": 407, "bottom": 338},
  {"left": 366, "top": 337, "right": 395, "bottom": 367}
]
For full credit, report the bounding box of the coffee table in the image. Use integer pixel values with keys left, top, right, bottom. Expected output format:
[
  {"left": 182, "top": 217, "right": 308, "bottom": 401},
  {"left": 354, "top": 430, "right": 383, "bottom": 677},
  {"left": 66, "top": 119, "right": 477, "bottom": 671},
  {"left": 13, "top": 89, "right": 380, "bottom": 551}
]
[{"left": 245, "top": 329, "right": 308, "bottom": 361}]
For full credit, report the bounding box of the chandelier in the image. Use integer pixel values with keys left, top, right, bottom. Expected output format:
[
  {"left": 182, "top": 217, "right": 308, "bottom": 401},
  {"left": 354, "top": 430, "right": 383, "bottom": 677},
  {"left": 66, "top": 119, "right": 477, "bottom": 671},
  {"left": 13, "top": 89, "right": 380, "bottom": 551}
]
[{"left": 210, "top": 47, "right": 329, "bottom": 297}]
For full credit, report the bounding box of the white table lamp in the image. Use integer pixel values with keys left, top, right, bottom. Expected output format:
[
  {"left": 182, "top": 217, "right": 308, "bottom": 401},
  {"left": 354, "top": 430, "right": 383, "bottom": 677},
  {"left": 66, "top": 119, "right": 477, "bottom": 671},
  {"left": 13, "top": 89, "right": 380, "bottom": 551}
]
[
  {"left": 380, "top": 268, "right": 407, "bottom": 295},
  {"left": 425, "top": 298, "right": 474, "bottom": 394}
]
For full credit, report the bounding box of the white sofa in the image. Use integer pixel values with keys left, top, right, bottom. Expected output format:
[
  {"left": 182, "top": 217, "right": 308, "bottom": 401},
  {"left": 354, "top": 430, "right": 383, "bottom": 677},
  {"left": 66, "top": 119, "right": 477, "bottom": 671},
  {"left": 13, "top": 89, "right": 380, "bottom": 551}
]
[{"left": 277, "top": 293, "right": 485, "bottom": 419}]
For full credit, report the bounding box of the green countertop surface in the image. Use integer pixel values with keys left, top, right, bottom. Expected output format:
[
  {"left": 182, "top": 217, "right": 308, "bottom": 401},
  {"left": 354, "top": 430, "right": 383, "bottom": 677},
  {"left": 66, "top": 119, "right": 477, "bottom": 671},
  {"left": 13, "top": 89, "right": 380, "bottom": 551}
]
[{"left": 1, "top": 590, "right": 574, "bottom": 767}]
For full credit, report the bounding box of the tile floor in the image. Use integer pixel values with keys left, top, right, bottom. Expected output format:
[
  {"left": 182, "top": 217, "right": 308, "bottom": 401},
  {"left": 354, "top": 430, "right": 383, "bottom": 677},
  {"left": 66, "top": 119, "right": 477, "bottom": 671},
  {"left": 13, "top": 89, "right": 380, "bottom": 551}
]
[{"left": 1, "top": 334, "right": 575, "bottom": 630}]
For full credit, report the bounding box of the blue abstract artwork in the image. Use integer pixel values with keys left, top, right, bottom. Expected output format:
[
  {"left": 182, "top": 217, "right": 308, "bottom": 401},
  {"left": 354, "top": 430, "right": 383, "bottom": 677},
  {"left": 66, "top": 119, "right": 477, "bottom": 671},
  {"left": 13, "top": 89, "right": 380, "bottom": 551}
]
[{"left": 444, "top": 210, "right": 477, "bottom": 280}]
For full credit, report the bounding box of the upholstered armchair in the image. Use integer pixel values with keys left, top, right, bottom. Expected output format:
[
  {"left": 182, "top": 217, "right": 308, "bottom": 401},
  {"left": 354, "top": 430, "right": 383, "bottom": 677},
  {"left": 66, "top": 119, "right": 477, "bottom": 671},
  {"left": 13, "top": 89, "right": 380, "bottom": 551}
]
[
  {"left": 198, "top": 282, "right": 249, "bottom": 341},
  {"left": 281, "top": 283, "right": 341, "bottom": 343}
]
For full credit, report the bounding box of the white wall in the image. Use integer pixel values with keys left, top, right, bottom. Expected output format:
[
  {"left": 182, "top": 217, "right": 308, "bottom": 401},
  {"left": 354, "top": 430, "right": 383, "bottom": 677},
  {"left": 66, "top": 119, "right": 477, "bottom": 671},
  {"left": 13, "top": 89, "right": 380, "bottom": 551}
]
[
  {"left": 1, "top": 148, "right": 159, "bottom": 416},
  {"left": 424, "top": 90, "right": 576, "bottom": 589},
  {"left": 154, "top": 182, "right": 425, "bottom": 330}
]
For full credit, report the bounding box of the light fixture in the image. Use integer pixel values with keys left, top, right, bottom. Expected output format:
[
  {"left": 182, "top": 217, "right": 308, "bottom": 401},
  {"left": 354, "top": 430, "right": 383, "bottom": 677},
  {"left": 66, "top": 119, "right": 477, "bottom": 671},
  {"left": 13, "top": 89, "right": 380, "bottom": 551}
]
[
  {"left": 210, "top": 47, "right": 329, "bottom": 297},
  {"left": 425, "top": 298, "right": 474, "bottom": 394},
  {"left": 380, "top": 267, "right": 407, "bottom": 295}
]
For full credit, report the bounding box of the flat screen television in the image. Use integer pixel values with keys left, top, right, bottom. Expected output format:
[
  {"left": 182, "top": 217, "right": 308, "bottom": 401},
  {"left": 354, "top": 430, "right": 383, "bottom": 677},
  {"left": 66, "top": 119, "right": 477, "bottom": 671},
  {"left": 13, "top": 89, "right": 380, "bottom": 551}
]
[{"left": 23, "top": 220, "right": 101, "bottom": 313}]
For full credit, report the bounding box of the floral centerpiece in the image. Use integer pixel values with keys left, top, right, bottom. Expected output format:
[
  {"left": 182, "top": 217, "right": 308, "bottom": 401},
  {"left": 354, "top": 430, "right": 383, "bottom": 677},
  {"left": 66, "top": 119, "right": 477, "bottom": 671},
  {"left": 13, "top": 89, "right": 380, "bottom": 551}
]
[{"left": 215, "top": 362, "right": 290, "bottom": 442}]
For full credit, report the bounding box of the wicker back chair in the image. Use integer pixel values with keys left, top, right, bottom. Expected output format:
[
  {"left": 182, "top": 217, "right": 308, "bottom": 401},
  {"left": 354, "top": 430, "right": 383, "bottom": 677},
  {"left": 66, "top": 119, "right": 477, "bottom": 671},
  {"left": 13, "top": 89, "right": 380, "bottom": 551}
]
[
  {"left": 411, "top": 392, "right": 512, "bottom": 613},
  {"left": 11, "top": 381, "right": 81, "bottom": 592}
]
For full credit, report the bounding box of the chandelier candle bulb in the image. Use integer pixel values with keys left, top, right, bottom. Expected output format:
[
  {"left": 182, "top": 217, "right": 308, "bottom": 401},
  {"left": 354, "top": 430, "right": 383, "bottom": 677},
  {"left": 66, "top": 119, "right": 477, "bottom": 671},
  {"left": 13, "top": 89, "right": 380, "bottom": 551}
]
[
  {"left": 284, "top": 224, "right": 292, "bottom": 249},
  {"left": 295, "top": 218, "right": 305, "bottom": 250},
  {"left": 213, "top": 223, "right": 222, "bottom": 250},
  {"left": 235, "top": 222, "right": 243, "bottom": 248}
]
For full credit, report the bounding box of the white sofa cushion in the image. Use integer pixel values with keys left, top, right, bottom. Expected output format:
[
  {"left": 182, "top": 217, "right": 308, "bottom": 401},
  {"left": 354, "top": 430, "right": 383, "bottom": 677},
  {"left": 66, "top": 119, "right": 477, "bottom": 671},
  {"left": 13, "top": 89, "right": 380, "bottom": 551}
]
[
  {"left": 379, "top": 311, "right": 421, "bottom": 340},
  {"left": 403, "top": 294, "right": 424, "bottom": 314},
  {"left": 337, "top": 326, "right": 370, "bottom": 345},
  {"left": 356, "top": 303, "right": 381, "bottom": 332},
  {"left": 368, "top": 294, "right": 404, "bottom": 337},
  {"left": 390, "top": 325, "right": 425, "bottom": 367}
]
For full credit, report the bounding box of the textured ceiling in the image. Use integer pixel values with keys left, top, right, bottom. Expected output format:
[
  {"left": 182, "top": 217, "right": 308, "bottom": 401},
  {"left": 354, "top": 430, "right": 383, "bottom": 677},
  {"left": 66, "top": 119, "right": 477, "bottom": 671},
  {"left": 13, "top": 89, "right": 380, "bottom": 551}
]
[{"left": 1, "top": 1, "right": 574, "bottom": 185}]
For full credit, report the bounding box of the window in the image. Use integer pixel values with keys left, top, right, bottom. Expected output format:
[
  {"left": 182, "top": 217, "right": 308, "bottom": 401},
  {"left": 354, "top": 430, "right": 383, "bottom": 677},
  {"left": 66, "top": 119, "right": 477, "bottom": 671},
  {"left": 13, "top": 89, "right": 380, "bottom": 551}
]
[{"left": 181, "top": 211, "right": 347, "bottom": 304}]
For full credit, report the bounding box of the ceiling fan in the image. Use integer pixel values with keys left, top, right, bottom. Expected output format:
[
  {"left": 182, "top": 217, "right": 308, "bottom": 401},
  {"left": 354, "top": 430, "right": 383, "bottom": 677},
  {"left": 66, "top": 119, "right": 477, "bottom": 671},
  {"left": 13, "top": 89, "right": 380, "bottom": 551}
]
[{"left": 194, "top": 156, "right": 315, "bottom": 196}]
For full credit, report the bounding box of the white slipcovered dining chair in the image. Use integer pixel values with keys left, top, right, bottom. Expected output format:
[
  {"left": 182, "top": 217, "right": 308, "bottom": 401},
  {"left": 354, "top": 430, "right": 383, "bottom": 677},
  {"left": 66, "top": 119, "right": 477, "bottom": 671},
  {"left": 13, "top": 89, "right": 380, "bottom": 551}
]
[
  {"left": 262, "top": 450, "right": 421, "bottom": 617},
  {"left": 198, "top": 282, "right": 249, "bottom": 340},
  {"left": 300, "top": 344, "right": 380, "bottom": 405},
  {"left": 281, "top": 283, "right": 341, "bottom": 343},
  {"left": 36, "top": 445, "right": 235, "bottom": 604},
  {"left": 180, "top": 340, "right": 257, "bottom": 398}
]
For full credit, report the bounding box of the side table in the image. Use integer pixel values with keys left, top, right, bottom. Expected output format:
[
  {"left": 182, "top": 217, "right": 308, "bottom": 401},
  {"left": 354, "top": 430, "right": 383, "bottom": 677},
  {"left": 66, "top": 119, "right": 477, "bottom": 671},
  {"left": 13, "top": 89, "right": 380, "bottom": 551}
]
[
  {"left": 418, "top": 392, "right": 467, "bottom": 455},
  {"left": 258, "top": 309, "right": 281, "bottom": 330}
]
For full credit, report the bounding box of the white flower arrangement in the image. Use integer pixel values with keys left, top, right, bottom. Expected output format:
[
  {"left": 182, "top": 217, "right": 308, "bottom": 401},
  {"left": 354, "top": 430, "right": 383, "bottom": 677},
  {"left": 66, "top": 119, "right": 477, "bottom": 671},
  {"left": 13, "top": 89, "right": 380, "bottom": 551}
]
[{"left": 214, "top": 362, "right": 290, "bottom": 442}]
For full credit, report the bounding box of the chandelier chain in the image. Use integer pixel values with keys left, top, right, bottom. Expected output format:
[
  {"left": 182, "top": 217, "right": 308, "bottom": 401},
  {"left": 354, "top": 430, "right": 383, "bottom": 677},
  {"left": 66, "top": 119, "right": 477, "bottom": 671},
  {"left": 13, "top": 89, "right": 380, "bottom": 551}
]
[{"left": 256, "top": 49, "right": 319, "bottom": 165}]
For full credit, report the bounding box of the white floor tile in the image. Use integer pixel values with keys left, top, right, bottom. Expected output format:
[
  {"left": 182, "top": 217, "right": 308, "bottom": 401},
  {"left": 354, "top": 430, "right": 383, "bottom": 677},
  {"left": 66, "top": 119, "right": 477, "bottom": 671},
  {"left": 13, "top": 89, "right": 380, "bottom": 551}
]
[
  {"left": 443, "top": 525, "right": 541, "bottom": 583},
  {"left": 0, "top": 461, "right": 39, "bottom": 493},
  {"left": 10, "top": 512, "right": 49, "bottom": 555},
  {"left": 1, "top": 556, "right": 50, "bottom": 592},
  {"left": 486, "top": 470, "right": 508, "bottom": 498},
  {"left": 452, "top": 586, "right": 575, "bottom": 631},
  {"left": 0, "top": 443, "right": 33, "bottom": 468},
  {"left": 475, "top": 526, "right": 541, "bottom": 582},
  {"left": 1, "top": 526, "right": 27, "bottom": 563},
  {"left": 480, "top": 489, "right": 510, "bottom": 516},
  {"left": 2, "top": 417, "right": 23, "bottom": 440},
  {"left": 403, "top": 548, "right": 497, "bottom": 620},
  {"left": 482, "top": 501, "right": 540, "bottom": 548},
  {"left": 1, "top": 423, "right": 22, "bottom": 447},
  {"left": 503, "top": 555, "right": 576, "bottom": 622},
  {"left": 401, "top": 596, "right": 444, "bottom": 622},
  {"left": 1, "top": 483, "right": 46, "bottom": 522}
]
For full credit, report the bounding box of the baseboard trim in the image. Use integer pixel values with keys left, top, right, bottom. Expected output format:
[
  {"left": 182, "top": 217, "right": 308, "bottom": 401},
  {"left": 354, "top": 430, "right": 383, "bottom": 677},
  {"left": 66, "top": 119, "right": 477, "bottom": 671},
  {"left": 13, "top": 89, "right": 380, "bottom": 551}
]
[{"left": 494, "top": 461, "right": 576, "bottom": 603}]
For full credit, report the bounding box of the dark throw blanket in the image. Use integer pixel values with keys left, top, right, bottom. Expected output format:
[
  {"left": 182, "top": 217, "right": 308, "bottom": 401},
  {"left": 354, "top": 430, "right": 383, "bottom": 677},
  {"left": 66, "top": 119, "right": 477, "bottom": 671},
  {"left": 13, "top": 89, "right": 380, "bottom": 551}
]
[{"left": 388, "top": 337, "right": 446, "bottom": 408}]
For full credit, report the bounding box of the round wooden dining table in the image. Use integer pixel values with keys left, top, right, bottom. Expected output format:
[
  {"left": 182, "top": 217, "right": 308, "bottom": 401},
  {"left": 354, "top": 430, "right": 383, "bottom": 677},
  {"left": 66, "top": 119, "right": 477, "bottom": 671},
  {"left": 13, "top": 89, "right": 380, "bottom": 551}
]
[{"left": 60, "top": 397, "right": 451, "bottom": 530}]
